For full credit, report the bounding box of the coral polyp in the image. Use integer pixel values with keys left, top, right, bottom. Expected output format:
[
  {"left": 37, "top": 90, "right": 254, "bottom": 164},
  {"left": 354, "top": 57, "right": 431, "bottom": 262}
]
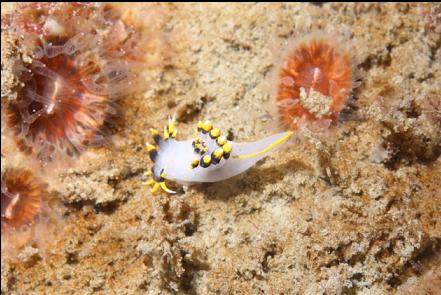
[
  {"left": 1, "top": 2, "right": 161, "bottom": 162},
  {"left": 4, "top": 36, "right": 121, "bottom": 160},
  {"left": 276, "top": 35, "right": 354, "bottom": 131},
  {"left": 1, "top": 169, "right": 45, "bottom": 232},
  {"left": 1, "top": 3, "right": 93, "bottom": 36},
  {"left": 1, "top": 167, "right": 63, "bottom": 260}
]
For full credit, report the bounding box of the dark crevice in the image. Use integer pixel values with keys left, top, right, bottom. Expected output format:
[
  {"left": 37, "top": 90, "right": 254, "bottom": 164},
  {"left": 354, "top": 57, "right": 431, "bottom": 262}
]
[
  {"left": 359, "top": 44, "right": 394, "bottom": 72},
  {"left": 179, "top": 250, "right": 210, "bottom": 294},
  {"left": 388, "top": 237, "right": 441, "bottom": 288},
  {"left": 64, "top": 198, "right": 123, "bottom": 215},
  {"left": 222, "top": 37, "right": 252, "bottom": 51},
  {"left": 262, "top": 249, "right": 276, "bottom": 273},
  {"left": 380, "top": 123, "right": 441, "bottom": 170}
]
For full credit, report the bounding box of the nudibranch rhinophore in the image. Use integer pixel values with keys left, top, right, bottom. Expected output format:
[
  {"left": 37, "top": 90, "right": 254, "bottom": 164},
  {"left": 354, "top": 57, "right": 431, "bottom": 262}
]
[{"left": 144, "top": 115, "right": 294, "bottom": 193}]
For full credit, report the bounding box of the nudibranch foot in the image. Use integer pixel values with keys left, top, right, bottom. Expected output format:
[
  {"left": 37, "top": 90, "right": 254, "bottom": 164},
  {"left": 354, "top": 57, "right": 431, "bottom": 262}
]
[{"left": 145, "top": 115, "right": 294, "bottom": 194}]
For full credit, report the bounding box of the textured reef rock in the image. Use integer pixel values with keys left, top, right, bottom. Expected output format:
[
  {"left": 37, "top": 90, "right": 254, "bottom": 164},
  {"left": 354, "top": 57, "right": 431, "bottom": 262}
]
[{"left": 1, "top": 3, "right": 440, "bottom": 294}]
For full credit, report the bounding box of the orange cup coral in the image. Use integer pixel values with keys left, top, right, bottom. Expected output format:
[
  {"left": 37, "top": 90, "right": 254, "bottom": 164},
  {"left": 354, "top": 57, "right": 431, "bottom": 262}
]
[
  {"left": 1, "top": 168, "right": 63, "bottom": 260},
  {"left": 1, "top": 169, "right": 45, "bottom": 232},
  {"left": 2, "top": 3, "right": 166, "bottom": 163},
  {"left": 276, "top": 35, "right": 355, "bottom": 131}
]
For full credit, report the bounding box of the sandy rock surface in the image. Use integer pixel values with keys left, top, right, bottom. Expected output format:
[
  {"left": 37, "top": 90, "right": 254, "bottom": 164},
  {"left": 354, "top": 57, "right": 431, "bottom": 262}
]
[{"left": 1, "top": 3, "right": 440, "bottom": 294}]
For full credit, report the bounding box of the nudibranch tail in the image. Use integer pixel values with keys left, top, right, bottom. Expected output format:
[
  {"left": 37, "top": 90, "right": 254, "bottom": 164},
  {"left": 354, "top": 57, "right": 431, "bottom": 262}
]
[
  {"left": 233, "top": 131, "right": 294, "bottom": 159},
  {"left": 145, "top": 115, "right": 294, "bottom": 194}
]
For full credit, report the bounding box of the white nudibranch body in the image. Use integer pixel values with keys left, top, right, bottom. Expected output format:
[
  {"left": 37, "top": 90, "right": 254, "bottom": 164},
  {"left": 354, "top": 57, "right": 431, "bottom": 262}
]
[{"left": 145, "top": 115, "right": 293, "bottom": 193}]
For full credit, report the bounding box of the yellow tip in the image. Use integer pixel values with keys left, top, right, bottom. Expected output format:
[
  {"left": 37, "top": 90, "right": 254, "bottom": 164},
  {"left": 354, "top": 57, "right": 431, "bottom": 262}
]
[
  {"left": 151, "top": 182, "right": 160, "bottom": 193},
  {"left": 213, "top": 147, "right": 223, "bottom": 158},
  {"left": 168, "top": 121, "right": 175, "bottom": 134},
  {"left": 150, "top": 128, "right": 158, "bottom": 135},
  {"left": 160, "top": 182, "right": 176, "bottom": 194},
  {"left": 203, "top": 155, "right": 211, "bottom": 164},
  {"left": 217, "top": 135, "right": 227, "bottom": 146},
  {"left": 164, "top": 126, "right": 169, "bottom": 139},
  {"left": 210, "top": 128, "right": 220, "bottom": 138},
  {"left": 145, "top": 178, "right": 155, "bottom": 185},
  {"left": 223, "top": 142, "right": 232, "bottom": 153},
  {"left": 202, "top": 120, "right": 212, "bottom": 132},
  {"left": 146, "top": 143, "right": 156, "bottom": 152}
]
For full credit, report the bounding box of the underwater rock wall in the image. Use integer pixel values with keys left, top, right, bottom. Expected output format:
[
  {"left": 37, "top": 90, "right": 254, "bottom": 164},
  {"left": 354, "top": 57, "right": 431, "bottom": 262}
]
[{"left": 1, "top": 3, "right": 440, "bottom": 294}]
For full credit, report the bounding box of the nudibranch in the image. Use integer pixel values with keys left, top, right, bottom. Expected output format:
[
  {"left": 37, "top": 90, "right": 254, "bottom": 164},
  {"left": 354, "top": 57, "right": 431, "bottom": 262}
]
[{"left": 144, "top": 116, "right": 294, "bottom": 193}]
